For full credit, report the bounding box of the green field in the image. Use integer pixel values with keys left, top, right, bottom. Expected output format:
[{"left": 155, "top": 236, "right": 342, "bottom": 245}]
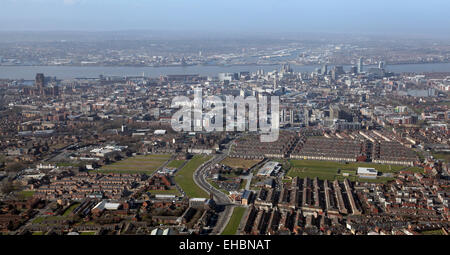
[
  {"left": 19, "top": 190, "right": 35, "bottom": 199},
  {"left": 80, "top": 231, "right": 97, "bottom": 235},
  {"left": 149, "top": 189, "right": 181, "bottom": 196},
  {"left": 287, "top": 160, "right": 422, "bottom": 183},
  {"left": 32, "top": 231, "right": 44, "bottom": 235},
  {"left": 221, "top": 157, "right": 261, "bottom": 170},
  {"left": 98, "top": 154, "right": 171, "bottom": 173},
  {"left": 62, "top": 203, "right": 80, "bottom": 216},
  {"left": 222, "top": 207, "right": 246, "bottom": 235},
  {"left": 420, "top": 229, "right": 445, "bottom": 235},
  {"left": 432, "top": 152, "right": 450, "bottom": 163},
  {"left": 175, "top": 155, "right": 212, "bottom": 198},
  {"left": 166, "top": 160, "right": 186, "bottom": 169}
]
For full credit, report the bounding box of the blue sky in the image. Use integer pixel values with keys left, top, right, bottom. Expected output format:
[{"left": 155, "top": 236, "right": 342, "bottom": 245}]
[{"left": 1, "top": 0, "right": 450, "bottom": 37}]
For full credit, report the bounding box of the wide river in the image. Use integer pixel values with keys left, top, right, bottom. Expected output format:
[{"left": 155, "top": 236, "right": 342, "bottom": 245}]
[{"left": 1, "top": 63, "right": 450, "bottom": 80}]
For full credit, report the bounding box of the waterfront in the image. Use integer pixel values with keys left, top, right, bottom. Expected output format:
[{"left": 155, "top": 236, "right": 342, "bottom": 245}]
[{"left": 1, "top": 62, "right": 450, "bottom": 80}]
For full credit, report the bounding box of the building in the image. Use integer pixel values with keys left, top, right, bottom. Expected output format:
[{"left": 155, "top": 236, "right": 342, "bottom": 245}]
[
  {"left": 35, "top": 73, "right": 45, "bottom": 93},
  {"left": 358, "top": 57, "right": 364, "bottom": 73},
  {"left": 257, "top": 161, "right": 281, "bottom": 177},
  {"left": 357, "top": 167, "right": 378, "bottom": 179},
  {"left": 242, "top": 190, "right": 253, "bottom": 205}
]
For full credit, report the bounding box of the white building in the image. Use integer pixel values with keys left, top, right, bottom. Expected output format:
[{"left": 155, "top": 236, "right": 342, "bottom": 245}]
[
  {"left": 357, "top": 167, "right": 378, "bottom": 179},
  {"left": 257, "top": 161, "right": 281, "bottom": 177}
]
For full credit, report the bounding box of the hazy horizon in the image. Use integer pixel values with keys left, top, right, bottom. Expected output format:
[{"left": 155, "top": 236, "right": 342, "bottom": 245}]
[{"left": 1, "top": 0, "right": 450, "bottom": 39}]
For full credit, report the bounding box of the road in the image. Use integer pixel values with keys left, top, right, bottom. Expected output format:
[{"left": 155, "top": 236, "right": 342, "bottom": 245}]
[{"left": 193, "top": 139, "right": 238, "bottom": 235}]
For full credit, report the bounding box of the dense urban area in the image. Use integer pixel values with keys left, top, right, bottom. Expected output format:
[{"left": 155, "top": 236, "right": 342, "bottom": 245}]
[{"left": 0, "top": 37, "right": 449, "bottom": 236}]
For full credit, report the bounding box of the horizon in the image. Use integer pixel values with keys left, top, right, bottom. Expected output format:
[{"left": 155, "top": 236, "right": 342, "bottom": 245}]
[{"left": 1, "top": 0, "right": 450, "bottom": 39}]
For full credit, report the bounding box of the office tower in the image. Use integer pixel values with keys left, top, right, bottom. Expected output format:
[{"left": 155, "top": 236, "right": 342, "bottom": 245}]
[
  {"left": 321, "top": 64, "right": 328, "bottom": 75},
  {"left": 273, "top": 77, "right": 278, "bottom": 90},
  {"left": 357, "top": 57, "right": 363, "bottom": 73},
  {"left": 350, "top": 66, "right": 358, "bottom": 74},
  {"left": 378, "top": 61, "right": 385, "bottom": 69},
  {"left": 331, "top": 69, "right": 337, "bottom": 80}
]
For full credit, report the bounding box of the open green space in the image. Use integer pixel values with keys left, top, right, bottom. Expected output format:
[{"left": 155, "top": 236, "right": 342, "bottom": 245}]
[
  {"left": 32, "top": 231, "right": 44, "bottom": 235},
  {"left": 80, "top": 231, "right": 97, "bottom": 235},
  {"left": 175, "top": 155, "right": 212, "bottom": 198},
  {"left": 220, "top": 157, "right": 261, "bottom": 170},
  {"left": 287, "top": 160, "right": 422, "bottom": 183},
  {"left": 222, "top": 207, "right": 246, "bottom": 235},
  {"left": 98, "top": 154, "right": 171, "bottom": 173},
  {"left": 420, "top": 229, "right": 445, "bottom": 235},
  {"left": 149, "top": 189, "right": 181, "bottom": 196},
  {"left": 62, "top": 203, "right": 80, "bottom": 216},
  {"left": 166, "top": 160, "right": 186, "bottom": 169},
  {"left": 432, "top": 152, "right": 450, "bottom": 163},
  {"left": 18, "top": 190, "right": 35, "bottom": 199}
]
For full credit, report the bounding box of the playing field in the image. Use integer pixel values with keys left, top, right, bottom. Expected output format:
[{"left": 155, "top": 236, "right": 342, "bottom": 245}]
[
  {"left": 99, "top": 154, "right": 171, "bottom": 173},
  {"left": 287, "top": 160, "right": 423, "bottom": 182},
  {"left": 220, "top": 157, "right": 261, "bottom": 170},
  {"left": 222, "top": 207, "right": 246, "bottom": 235},
  {"left": 148, "top": 189, "right": 182, "bottom": 196},
  {"left": 166, "top": 160, "right": 186, "bottom": 169},
  {"left": 175, "top": 155, "right": 212, "bottom": 198}
]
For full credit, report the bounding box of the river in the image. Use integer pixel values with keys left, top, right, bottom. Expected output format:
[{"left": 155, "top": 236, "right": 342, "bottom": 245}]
[{"left": 1, "top": 63, "right": 450, "bottom": 80}]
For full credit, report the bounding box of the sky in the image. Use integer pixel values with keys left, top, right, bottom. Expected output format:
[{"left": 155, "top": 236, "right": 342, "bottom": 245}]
[{"left": 1, "top": 0, "right": 450, "bottom": 37}]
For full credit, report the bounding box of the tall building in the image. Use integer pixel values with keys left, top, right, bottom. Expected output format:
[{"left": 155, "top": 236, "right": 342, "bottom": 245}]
[
  {"left": 35, "top": 73, "right": 45, "bottom": 94},
  {"left": 378, "top": 61, "right": 385, "bottom": 69},
  {"left": 321, "top": 64, "right": 328, "bottom": 75},
  {"left": 357, "top": 57, "right": 363, "bottom": 73}
]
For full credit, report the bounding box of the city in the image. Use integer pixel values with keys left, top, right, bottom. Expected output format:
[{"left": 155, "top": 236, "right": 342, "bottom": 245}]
[
  {"left": 0, "top": 57, "right": 449, "bottom": 236},
  {"left": 0, "top": 0, "right": 449, "bottom": 247}
]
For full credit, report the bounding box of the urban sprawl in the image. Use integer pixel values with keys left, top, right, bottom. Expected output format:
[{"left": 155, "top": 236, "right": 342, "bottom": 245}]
[{"left": 0, "top": 57, "right": 449, "bottom": 236}]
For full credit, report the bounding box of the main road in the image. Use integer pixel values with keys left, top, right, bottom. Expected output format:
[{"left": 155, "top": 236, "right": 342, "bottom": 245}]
[{"left": 193, "top": 139, "right": 237, "bottom": 235}]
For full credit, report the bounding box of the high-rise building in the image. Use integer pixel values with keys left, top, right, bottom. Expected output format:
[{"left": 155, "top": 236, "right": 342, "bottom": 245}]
[
  {"left": 357, "top": 57, "right": 363, "bottom": 73},
  {"left": 35, "top": 73, "right": 45, "bottom": 93},
  {"left": 321, "top": 64, "right": 328, "bottom": 75},
  {"left": 378, "top": 61, "right": 385, "bottom": 69}
]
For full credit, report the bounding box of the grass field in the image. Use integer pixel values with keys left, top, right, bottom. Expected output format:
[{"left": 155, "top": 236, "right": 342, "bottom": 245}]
[
  {"left": 166, "top": 160, "right": 186, "bottom": 169},
  {"left": 149, "top": 189, "right": 181, "bottom": 196},
  {"left": 420, "top": 229, "right": 445, "bottom": 235},
  {"left": 222, "top": 207, "right": 246, "bottom": 235},
  {"left": 32, "top": 231, "right": 44, "bottom": 235},
  {"left": 62, "top": 203, "right": 80, "bottom": 216},
  {"left": 432, "top": 152, "right": 450, "bottom": 163},
  {"left": 80, "top": 231, "right": 97, "bottom": 235},
  {"left": 98, "top": 154, "right": 171, "bottom": 173},
  {"left": 175, "top": 155, "right": 212, "bottom": 198},
  {"left": 287, "top": 160, "right": 422, "bottom": 183},
  {"left": 18, "top": 190, "right": 35, "bottom": 199},
  {"left": 220, "top": 157, "right": 261, "bottom": 170}
]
